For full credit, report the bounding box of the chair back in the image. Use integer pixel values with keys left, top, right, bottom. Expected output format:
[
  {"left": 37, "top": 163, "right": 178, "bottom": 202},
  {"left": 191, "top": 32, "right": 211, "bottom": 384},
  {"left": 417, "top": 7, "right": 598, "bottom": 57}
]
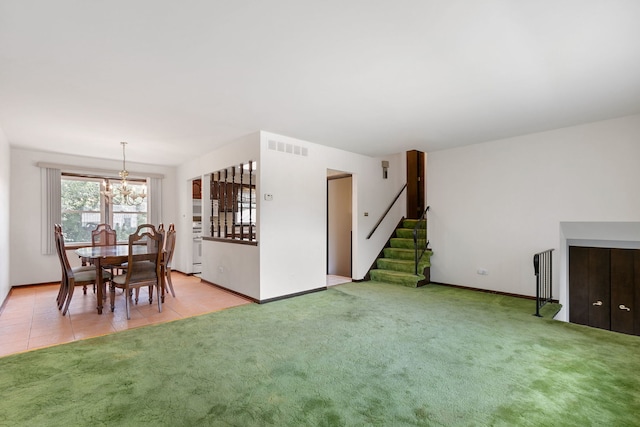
[
  {"left": 124, "top": 224, "right": 165, "bottom": 283},
  {"left": 92, "top": 223, "right": 117, "bottom": 246},
  {"left": 54, "top": 224, "right": 73, "bottom": 281},
  {"left": 54, "top": 224, "right": 65, "bottom": 277},
  {"left": 164, "top": 224, "right": 176, "bottom": 268},
  {"left": 54, "top": 224, "right": 63, "bottom": 261}
]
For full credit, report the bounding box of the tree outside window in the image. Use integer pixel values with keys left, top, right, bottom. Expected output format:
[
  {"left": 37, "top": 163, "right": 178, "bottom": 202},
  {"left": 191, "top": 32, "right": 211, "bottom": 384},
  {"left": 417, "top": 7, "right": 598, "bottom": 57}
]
[
  {"left": 61, "top": 175, "right": 147, "bottom": 244},
  {"left": 61, "top": 177, "right": 102, "bottom": 243},
  {"left": 110, "top": 181, "right": 147, "bottom": 241}
]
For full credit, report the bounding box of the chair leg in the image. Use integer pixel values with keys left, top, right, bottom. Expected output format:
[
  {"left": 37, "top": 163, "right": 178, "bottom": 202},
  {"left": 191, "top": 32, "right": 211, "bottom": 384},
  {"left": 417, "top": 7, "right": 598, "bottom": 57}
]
[
  {"left": 156, "top": 284, "right": 162, "bottom": 313},
  {"left": 57, "top": 278, "right": 67, "bottom": 310},
  {"left": 56, "top": 277, "right": 64, "bottom": 308},
  {"left": 134, "top": 288, "right": 139, "bottom": 304},
  {"left": 58, "top": 287, "right": 67, "bottom": 311},
  {"left": 125, "top": 287, "right": 131, "bottom": 320},
  {"left": 165, "top": 269, "right": 176, "bottom": 298},
  {"left": 148, "top": 285, "right": 153, "bottom": 304},
  {"left": 109, "top": 282, "right": 116, "bottom": 312},
  {"left": 62, "top": 284, "right": 75, "bottom": 315}
]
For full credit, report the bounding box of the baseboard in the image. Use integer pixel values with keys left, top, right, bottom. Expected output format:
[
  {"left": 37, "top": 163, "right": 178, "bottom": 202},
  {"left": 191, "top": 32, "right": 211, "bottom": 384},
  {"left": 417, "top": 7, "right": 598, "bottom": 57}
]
[
  {"left": 198, "top": 279, "right": 326, "bottom": 304},
  {"left": 259, "top": 287, "right": 327, "bottom": 304},
  {"left": 198, "top": 279, "right": 260, "bottom": 303},
  {"left": 10, "top": 281, "right": 60, "bottom": 288},
  {"left": 429, "top": 281, "right": 558, "bottom": 303}
]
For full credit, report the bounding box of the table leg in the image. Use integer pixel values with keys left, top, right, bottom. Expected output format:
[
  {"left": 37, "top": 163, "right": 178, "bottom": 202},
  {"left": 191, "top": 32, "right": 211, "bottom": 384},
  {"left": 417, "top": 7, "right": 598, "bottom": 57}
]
[
  {"left": 161, "top": 263, "right": 166, "bottom": 303},
  {"left": 96, "top": 259, "right": 104, "bottom": 314}
]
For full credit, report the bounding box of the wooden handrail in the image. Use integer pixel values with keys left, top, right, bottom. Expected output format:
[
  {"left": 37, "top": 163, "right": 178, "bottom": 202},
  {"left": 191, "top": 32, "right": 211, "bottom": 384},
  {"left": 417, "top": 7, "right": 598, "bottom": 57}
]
[{"left": 366, "top": 183, "right": 407, "bottom": 240}]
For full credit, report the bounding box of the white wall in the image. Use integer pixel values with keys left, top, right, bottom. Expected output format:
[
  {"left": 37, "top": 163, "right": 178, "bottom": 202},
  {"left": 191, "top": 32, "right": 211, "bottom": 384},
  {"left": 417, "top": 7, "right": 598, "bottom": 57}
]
[
  {"left": 175, "top": 132, "right": 261, "bottom": 298},
  {"left": 176, "top": 131, "right": 405, "bottom": 302},
  {"left": 0, "top": 128, "right": 10, "bottom": 305},
  {"left": 9, "top": 148, "right": 177, "bottom": 287},
  {"left": 258, "top": 131, "right": 405, "bottom": 301},
  {"left": 201, "top": 239, "right": 260, "bottom": 299},
  {"left": 426, "top": 114, "right": 640, "bottom": 320}
]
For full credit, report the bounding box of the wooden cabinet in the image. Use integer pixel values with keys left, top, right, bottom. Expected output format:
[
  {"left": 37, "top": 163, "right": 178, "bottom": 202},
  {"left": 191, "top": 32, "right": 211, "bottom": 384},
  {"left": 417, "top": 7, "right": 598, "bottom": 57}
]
[
  {"left": 610, "top": 249, "right": 639, "bottom": 334},
  {"left": 406, "top": 150, "right": 425, "bottom": 219},
  {"left": 192, "top": 179, "right": 202, "bottom": 199},
  {"left": 569, "top": 246, "right": 640, "bottom": 335}
]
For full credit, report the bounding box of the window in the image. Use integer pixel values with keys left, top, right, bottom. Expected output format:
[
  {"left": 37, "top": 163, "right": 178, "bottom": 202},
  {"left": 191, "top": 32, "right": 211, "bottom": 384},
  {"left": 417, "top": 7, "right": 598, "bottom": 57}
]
[
  {"left": 60, "top": 177, "right": 102, "bottom": 244},
  {"left": 109, "top": 179, "right": 148, "bottom": 241},
  {"left": 61, "top": 175, "right": 148, "bottom": 244}
]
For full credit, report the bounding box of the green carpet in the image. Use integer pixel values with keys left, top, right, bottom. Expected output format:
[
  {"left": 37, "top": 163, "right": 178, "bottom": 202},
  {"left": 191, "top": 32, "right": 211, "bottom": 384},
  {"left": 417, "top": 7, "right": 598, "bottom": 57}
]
[{"left": 1, "top": 282, "right": 639, "bottom": 426}]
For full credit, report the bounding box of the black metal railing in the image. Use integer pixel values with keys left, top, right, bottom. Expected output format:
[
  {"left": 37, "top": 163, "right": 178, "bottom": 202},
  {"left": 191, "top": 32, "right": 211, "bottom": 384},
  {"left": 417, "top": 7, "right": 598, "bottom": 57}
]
[
  {"left": 413, "top": 206, "right": 430, "bottom": 275},
  {"left": 366, "top": 183, "right": 407, "bottom": 240},
  {"left": 533, "top": 248, "right": 554, "bottom": 317}
]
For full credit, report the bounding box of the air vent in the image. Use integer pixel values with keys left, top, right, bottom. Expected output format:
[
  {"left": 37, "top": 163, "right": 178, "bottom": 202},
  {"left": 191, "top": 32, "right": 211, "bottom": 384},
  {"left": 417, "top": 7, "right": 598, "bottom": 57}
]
[{"left": 267, "top": 139, "right": 308, "bottom": 157}]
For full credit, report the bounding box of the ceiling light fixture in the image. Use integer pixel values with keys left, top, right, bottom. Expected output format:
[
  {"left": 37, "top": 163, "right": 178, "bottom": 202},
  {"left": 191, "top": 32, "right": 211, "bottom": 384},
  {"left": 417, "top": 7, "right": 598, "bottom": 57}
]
[{"left": 101, "top": 141, "right": 146, "bottom": 205}]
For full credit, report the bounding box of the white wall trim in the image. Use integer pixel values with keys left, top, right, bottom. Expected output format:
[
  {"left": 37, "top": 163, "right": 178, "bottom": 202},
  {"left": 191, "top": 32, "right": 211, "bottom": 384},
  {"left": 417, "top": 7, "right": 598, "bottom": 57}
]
[{"left": 36, "top": 162, "right": 165, "bottom": 179}]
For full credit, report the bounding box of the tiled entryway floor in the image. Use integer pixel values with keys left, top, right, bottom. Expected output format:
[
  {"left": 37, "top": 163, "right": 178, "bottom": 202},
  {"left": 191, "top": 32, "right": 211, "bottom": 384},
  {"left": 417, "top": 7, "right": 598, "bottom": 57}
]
[
  {"left": 0, "top": 273, "right": 253, "bottom": 357},
  {"left": 326, "top": 275, "right": 352, "bottom": 287}
]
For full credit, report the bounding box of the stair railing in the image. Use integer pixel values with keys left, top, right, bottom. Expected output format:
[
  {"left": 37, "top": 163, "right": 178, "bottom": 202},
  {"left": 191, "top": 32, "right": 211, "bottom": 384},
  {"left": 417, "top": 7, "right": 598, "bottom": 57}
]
[
  {"left": 413, "top": 206, "right": 430, "bottom": 275},
  {"left": 366, "top": 183, "right": 407, "bottom": 240},
  {"left": 533, "top": 248, "right": 554, "bottom": 317}
]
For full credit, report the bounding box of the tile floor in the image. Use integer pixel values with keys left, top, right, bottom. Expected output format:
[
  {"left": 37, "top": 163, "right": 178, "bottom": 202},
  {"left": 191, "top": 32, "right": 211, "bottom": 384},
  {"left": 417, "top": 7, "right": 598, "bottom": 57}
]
[
  {"left": 0, "top": 273, "right": 353, "bottom": 358},
  {"left": 326, "top": 275, "right": 352, "bottom": 287},
  {"left": 0, "top": 273, "right": 253, "bottom": 358}
]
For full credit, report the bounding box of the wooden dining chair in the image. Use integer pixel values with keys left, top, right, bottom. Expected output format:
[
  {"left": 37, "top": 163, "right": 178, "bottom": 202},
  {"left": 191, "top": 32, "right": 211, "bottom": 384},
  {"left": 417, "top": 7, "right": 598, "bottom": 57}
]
[
  {"left": 91, "top": 223, "right": 122, "bottom": 278},
  {"left": 163, "top": 223, "right": 177, "bottom": 298},
  {"left": 110, "top": 224, "right": 165, "bottom": 319},
  {"left": 54, "top": 224, "right": 67, "bottom": 309},
  {"left": 134, "top": 223, "right": 177, "bottom": 303},
  {"left": 91, "top": 223, "right": 117, "bottom": 246},
  {"left": 54, "top": 224, "right": 110, "bottom": 315}
]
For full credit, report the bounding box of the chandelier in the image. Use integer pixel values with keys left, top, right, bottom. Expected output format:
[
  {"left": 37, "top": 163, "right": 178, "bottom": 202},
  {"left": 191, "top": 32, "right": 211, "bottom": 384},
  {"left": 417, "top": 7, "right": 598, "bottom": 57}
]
[{"left": 101, "top": 141, "right": 147, "bottom": 205}]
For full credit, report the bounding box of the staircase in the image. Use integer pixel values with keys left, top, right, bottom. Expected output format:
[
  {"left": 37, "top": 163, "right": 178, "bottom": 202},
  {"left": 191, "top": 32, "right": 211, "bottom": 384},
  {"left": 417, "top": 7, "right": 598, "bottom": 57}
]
[{"left": 369, "top": 219, "right": 432, "bottom": 287}]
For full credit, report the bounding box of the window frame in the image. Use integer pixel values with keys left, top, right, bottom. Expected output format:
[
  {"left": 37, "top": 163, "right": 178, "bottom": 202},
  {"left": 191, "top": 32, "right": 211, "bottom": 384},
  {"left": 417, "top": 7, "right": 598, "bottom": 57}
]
[{"left": 61, "top": 173, "right": 149, "bottom": 246}]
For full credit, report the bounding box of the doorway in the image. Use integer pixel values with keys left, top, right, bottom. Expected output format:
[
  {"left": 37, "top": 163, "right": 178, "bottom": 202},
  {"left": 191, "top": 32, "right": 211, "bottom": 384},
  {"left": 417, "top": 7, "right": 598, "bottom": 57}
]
[
  {"left": 327, "top": 171, "right": 352, "bottom": 285},
  {"left": 406, "top": 150, "right": 425, "bottom": 219},
  {"left": 191, "top": 178, "right": 202, "bottom": 275}
]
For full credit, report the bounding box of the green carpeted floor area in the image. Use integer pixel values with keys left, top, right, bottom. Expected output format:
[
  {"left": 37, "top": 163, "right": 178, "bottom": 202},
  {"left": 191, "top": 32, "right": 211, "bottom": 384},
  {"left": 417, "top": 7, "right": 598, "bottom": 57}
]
[{"left": 1, "top": 282, "right": 639, "bottom": 426}]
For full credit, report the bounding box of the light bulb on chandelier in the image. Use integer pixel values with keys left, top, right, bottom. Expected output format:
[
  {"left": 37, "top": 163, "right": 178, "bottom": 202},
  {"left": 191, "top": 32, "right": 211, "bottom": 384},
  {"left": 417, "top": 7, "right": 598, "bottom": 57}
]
[{"left": 101, "top": 142, "right": 147, "bottom": 205}]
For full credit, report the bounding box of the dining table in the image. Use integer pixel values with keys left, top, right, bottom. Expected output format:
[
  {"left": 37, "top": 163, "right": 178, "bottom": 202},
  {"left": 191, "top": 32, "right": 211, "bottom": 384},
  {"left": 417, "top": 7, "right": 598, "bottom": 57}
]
[{"left": 75, "top": 244, "right": 165, "bottom": 314}]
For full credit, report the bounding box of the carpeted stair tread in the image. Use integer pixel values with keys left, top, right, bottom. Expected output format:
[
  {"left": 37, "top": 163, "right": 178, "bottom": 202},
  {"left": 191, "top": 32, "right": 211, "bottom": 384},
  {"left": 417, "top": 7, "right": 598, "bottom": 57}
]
[
  {"left": 402, "top": 219, "right": 426, "bottom": 229},
  {"left": 395, "top": 228, "right": 427, "bottom": 239},
  {"left": 369, "top": 269, "right": 425, "bottom": 287},
  {"left": 390, "top": 237, "right": 420, "bottom": 249},
  {"left": 383, "top": 247, "right": 432, "bottom": 261},
  {"left": 377, "top": 258, "right": 430, "bottom": 274}
]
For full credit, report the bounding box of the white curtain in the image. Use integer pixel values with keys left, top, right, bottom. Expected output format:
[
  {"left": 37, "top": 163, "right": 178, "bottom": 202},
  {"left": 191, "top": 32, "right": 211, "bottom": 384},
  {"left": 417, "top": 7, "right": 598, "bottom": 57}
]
[
  {"left": 41, "top": 167, "right": 61, "bottom": 254},
  {"left": 148, "top": 177, "right": 163, "bottom": 227}
]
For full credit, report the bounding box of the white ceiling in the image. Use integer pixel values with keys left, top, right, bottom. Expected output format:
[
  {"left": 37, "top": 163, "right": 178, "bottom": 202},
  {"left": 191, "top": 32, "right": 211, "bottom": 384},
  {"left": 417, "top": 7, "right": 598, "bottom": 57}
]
[{"left": 1, "top": 1, "right": 640, "bottom": 166}]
